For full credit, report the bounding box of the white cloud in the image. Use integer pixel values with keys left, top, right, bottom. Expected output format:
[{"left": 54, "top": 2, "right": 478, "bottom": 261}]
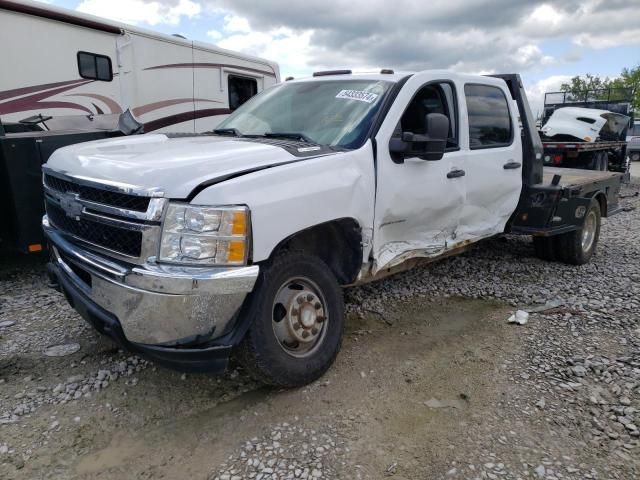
[
  {"left": 217, "top": 25, "right": 313, "bottom": 77},
  {"left": 76, "top": 0, "right": 201, "bottom": 26},
  {"left": 207, "top": 29, "right": 223, "bottom": 40},
  {"left": 525, "top": 75, "right": 574, "bottom": 119},
  {"left": 223, "top": 14, "right": 251, "bottom": 33},
  {"left": 573, "top": 29, "right": 640, "bottom": 49},
  {"left": 198, "top": 0, "right": 640, "bottom": 78},
  {"left": 521, "top": 4, "right": 566, "bottom": 32},
  {"left": 77, "top": 0, "right": 639, "bottom": 79},
  {"left": 205, "top": 13, "right": 313, "bottom": 77}
]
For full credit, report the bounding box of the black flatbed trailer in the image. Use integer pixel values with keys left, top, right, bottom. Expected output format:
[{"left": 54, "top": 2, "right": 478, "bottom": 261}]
[
  {"left": 542, "top": 139, "right": 629, "bottom": 173},
  {"left": 0, "top": 128, "right": 119, "bottom": 253}
]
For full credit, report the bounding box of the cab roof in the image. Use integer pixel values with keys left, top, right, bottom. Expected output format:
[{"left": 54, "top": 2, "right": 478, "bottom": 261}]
[{"left": 287, "top": 70, "right": 509, "bottom": 88}]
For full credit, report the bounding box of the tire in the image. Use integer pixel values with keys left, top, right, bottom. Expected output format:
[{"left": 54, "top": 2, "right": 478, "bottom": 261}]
[
  {"left": 533, "top": 236, "right": 558, "bottom": 261},
  {"left": 236, "top": 252, "right": 345, "bottom": 387},
  {"left": 587, "top": 152, "right": 606, "bottom": 171},
  {"left": 556, "top": 199, "right": 601, "bottom": 265}
]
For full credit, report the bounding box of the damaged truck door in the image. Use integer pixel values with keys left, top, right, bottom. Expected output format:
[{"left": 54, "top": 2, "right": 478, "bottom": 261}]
[{"left": 373, "top": 77, "right": 465, "bottom": 272}]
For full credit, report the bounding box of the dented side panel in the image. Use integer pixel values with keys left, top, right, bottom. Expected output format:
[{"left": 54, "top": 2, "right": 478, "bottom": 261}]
[
  {"left": 371, "top": 72, "right": 523, "bottom": 274},
  {"left": 190, "top": 142, "right": 377, "bottom": 264}
]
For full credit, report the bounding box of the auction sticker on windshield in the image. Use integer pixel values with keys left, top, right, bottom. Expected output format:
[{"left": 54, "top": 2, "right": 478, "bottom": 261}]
[{"left": 335, "top": 90, "right": 379, "bottom": 103}]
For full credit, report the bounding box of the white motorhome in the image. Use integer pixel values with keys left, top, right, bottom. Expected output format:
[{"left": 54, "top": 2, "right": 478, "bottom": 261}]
[{"left": 0, "top": 0, "right": 280, "bottom": 132}]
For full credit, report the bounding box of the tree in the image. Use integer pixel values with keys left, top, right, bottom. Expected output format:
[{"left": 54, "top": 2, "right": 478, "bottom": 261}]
[
  {"left": 611, "top": 65, "right": 640, "bottom": 110},
  {"left": 560, "top": 65, "right": 640, "bottom": 110}
]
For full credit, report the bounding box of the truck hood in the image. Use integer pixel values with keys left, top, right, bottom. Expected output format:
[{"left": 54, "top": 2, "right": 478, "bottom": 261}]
[{"left": 45, "top": 134, "right": 317, "bottom": 198}]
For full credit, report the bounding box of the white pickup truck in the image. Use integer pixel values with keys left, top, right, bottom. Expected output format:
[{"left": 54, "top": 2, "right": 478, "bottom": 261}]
[{"left": 43, "top": 71, "right": 624, "bottom": 386}]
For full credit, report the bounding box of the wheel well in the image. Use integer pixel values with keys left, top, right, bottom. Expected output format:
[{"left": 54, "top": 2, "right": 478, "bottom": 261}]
[
  {"left": 270, "top": 219, "right": 363, "bottom": 285},
  {"left": 594, "top": 192, "right": 607, "bottom": 217}
]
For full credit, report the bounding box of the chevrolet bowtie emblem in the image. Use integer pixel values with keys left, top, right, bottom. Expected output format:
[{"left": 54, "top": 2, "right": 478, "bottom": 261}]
[{"left": 59, "top": 193, "right": 84, "bottom": 219}]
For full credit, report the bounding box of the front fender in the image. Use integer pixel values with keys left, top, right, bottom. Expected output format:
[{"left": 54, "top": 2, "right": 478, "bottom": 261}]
[{"left": 190, "top": 141, "right": 376, "bottom": 263}]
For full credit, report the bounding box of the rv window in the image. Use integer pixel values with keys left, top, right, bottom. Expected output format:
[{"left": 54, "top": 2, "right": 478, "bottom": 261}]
[
  {"left": 77, "top": 52, "right": 113, "bottom": 82},
  {"left": 228, "top": 75, "right": 258, "bottom": 111}
]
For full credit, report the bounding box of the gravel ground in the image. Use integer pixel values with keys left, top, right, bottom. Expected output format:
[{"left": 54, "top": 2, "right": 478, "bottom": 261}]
[{"left": 1, "top": 178, "right": 640, "bottom": 479}]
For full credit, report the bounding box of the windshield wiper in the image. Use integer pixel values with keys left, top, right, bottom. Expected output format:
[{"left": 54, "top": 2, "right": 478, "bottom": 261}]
[
  {"left": 263, "top": 132, "right": 315, "bottom": 143},
  {"left": 212, "top": 127, "right": 243, "bottom": 137}
]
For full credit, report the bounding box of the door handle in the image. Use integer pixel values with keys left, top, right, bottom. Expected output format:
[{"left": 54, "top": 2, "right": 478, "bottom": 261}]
[
  {"left": 447, "top": 169, "right": 466, "bottom": 179},
  {"left": 503, "top": 161, "right": 522, "bottom": 170}
]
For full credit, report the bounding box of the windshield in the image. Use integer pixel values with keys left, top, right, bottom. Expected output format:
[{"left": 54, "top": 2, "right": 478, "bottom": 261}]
[{"left": 215, "top": 79, "right": 393, "bottom": 149}]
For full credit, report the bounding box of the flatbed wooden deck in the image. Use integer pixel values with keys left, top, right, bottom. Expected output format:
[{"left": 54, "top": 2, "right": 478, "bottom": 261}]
[{"left": 543, "top": 167, "right": 623, "bottom": 189}]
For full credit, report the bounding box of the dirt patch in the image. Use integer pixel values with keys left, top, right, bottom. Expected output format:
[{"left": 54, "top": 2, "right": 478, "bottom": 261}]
[{"left": 1, "top": 295, "right": 516, "bottom": 479}]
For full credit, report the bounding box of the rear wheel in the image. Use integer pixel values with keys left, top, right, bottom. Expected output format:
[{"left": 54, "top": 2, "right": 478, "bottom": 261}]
[
  {"left": 237, "top": 252, "right": 345, "bottom": 387},
  {"left": 587, "top": 152, "right": 607, "bottom": 171},
  {"left": 600, "top": 153, "right": 609, "bottom": 171},
  {"left": 556, "top": 199, "right": 601, "bottom": 265}
]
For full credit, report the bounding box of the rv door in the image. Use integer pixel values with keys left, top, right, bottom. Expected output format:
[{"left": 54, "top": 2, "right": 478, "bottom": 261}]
[{"left": 116, "top": 34, "right": 135, "bottom": 116}]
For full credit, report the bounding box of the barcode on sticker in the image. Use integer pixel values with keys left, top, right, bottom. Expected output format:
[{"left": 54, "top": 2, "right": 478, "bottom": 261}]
[{"left": 335, "top": 90, "right": 379, "bottom": 103}]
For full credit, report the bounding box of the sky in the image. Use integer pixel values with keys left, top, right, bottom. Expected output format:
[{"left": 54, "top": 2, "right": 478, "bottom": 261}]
[{"left": 39, "top": 0, "right": 640, "bottom": 116}]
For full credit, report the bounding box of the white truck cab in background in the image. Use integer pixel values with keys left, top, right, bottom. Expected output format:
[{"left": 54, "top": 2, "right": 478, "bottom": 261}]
[{"left": 43, "top": 70, "right": 623, "bottom": 386}]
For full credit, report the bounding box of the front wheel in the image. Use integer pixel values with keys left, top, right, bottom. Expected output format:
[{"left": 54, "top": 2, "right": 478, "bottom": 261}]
[{"left": 236, "top": 252, "right": 345, "bottom": 387}]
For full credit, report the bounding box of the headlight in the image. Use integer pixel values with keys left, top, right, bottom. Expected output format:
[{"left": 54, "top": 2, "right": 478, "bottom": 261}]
[{"left": 158, "top": 203, "right": 250, "bottom": 265}]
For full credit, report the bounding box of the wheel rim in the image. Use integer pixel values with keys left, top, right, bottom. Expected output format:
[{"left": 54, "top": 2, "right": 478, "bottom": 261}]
[
  {"left": 581, "top": 210, "right": 597, "bottom": 252},
  {"left": 271, "top": 276, "right": 328, "bottom": 358}
]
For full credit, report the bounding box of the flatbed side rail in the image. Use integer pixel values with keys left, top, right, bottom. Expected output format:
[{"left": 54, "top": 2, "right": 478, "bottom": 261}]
[
  {"left": 542, "top": 141, "right": 628, "bottom": 152},
  {"left": 508, "top": 169, "right": 623, "bottom": 236}
]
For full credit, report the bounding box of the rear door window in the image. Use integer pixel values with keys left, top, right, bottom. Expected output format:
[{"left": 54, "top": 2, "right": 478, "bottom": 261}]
[{"left": 464, "top": 84, "right": 513, "bottom": 149}]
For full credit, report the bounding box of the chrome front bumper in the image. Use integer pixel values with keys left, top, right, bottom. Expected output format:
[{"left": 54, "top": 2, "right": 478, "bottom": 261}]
[{"left": 43, "top": 217, "right": 259, "bottom": 346}]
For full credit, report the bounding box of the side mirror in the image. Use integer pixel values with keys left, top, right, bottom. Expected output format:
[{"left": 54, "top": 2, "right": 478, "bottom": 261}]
[
  {"left": 389, "top": 113, "right": 449, "bottom": 162},
  {"left": 118, "top": 108, "right": 144, "bottom": 135}
]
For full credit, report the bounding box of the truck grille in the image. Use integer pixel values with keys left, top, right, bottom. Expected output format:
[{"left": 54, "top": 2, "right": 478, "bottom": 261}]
[
  {"left": 46, "top": 201, "right": 142, "bottom": 257},
  {"left": 44, "top": 174, "right": 150, "bottom": 212}
]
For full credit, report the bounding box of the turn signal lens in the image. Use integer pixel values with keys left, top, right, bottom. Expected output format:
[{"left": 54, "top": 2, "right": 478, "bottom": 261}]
[
  {"left": 231, "top": 211, "right": 247, "bottom": 236},
  {"left": 227, "top": 240, "right": 246, "bottom": 263}
]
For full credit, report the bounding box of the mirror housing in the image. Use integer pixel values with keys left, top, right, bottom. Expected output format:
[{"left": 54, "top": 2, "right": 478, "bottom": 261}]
[{"left": 389, "top": 112, "right": 449, "bottom": 162}]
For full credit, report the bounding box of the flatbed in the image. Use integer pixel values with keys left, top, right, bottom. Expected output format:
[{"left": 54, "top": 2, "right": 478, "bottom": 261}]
[{"left": 542, "top": 166, "right": 624, "bottom": 188}]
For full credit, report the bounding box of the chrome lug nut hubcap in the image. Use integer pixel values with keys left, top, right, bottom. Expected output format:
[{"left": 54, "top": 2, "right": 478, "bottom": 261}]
[
  {"left": 272, "top": 277, "right": 329, "bottom": 358},
  {"left": 288, "top": 291, "right": 324, "bottom": 343}
]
